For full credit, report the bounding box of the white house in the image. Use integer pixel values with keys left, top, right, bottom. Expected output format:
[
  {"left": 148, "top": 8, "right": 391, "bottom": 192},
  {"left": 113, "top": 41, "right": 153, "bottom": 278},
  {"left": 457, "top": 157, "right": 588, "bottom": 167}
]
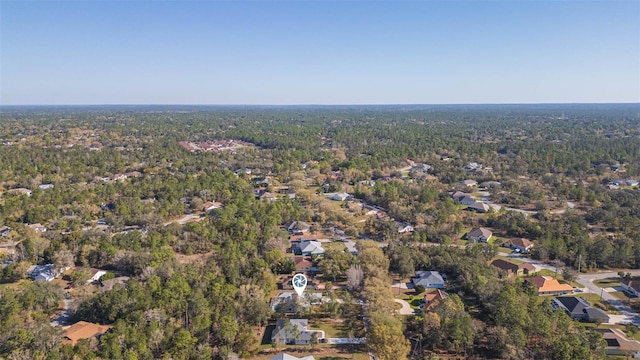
[
  {"left": 88, "top": 270, "right": 107, "bottom": 284},
  {"left": 271, "top": 319, "right": 325, "bottom": 345},
  {"left": 330, "top": 192, "right": 350, "bottom": 201},
  {"left": 466, "top": 228, "right": 493, "bottom": 243}
]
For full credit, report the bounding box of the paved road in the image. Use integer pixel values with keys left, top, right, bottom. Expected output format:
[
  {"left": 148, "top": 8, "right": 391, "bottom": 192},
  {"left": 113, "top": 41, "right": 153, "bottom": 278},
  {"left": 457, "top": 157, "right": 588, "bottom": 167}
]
[
  {"left": 163, "top": 213, "right": 203, "bottom": 226},
  {"left": 575, "top": 270, "right": 640, "bottom": 325},
  {"left": 498, "top": 253, "right": 559, "bottom": 273},
  {"left": 51, "top": 298, "right": 72, "bottom": 326},
  {"left": 394, "top": 299, "right": 414, "bottom": 315}
]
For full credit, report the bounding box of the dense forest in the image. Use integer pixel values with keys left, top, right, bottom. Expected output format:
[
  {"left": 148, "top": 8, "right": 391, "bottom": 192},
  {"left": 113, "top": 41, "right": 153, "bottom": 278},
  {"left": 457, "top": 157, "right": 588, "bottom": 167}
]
[{"left": 0, "top": 104, "right": 639, "bottom": 359}]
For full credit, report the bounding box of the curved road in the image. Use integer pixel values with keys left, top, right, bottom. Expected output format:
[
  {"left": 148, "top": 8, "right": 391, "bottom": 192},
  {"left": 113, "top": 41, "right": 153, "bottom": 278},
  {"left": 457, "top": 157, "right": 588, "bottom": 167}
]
[{"left": 574, "top": 270, "right": 640, "bottom": 325}]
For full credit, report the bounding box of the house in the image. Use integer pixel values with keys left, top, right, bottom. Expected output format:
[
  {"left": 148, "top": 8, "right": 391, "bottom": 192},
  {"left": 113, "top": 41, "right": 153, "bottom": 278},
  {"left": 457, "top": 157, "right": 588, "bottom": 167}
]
[
  {"left": 269, "top": 353, "right": 315, "bottom": 360},
  {"left": 330, "top": 192, "right": 350, "bottom": 201},
  {"left": 0, "top": 226, "right": 10, "bottom": 237},
  {"left": 626, "top": 180, "right": 640, "bottom": 187},
  {"left": 38, "top": 183, "right": 54, "bottom": 190},
  {"left": 109, "top": 174, "right": 126, "bottom": 182},
  {"left": 286, "top": 221, "right": 311, "bottom": 234},
  {"left": 27, "top": 264, "right": 61, "bottom": 282},
  {"left": 27, "top": 223, "right": 47, "bottom": 233},
  {"left": 202, "top": 201, "right": 222, "bottom": 212},
  {"left": 466, "top": 228, "right": 493, "bottom": 243},
  {"left": 456, "top": 195, "right": 476, "bottom": 206},
  {"left": 293, "top": 241, "right": 325, "bottom": 256},
  {"left": 410, "top": 164, "right": 431, "bottom": 173},
  {"left": 8, "top": 188, "right": 32, "bottom": 197},
  {"left": 505, "top": 238, "right": 534, "bottom": 252},
  {"left": 398, "top": 223, "right": 414, "bottom": 234},
  {"left": 421, "top": 289, "right": 448, "bottom": 311},
  {"left": 596, "top": 328, "right": 640, "bottom": 358},
  {"left": 260, "top": 192, "right": 277, "bottom": 201},
  {"left": 87, "top": 269, "right": 107, "bottom": 283},
  {"left": 124, "top": 171, "right": 142, "bottom": 178},
  {"left": 451, "top": 191, "right": 469, "bottom": 201},
  {"left": 271, "top": 319, "right": 325, "bottom": 345},
  {"left": 480, "top": 181, "right": 501, "bottom": 188},
  {"left": 270, "top": 292, "right": 323, "bottom": 313},
  {"left": 621, "top": 280, "right": 640, "bottom": 297},
  {"left": 552, "top": 296, "right": 609, "bottom": 323},
  {"left": 463, "top": 162, "right": 482, "bottom": 172},
  {"left": 101, "top": 276, "right": 130, "bottom": 291},
  {"left": 457, "top": 180, "right": 478, "bottom": 187},
  {"left": 467, "top": 202, "right": 491, "bottom": 213},
  {"left": 294, "top": 257, "right": 320, "bottom": 273},
  {"left": 525, "top": 276, "right": 573, "bottom": 296},
  {"left": 64, "top": 321, "right": 111, "bottom": 345},
  {"left": 459, "top": 196, "right": 476, "bottom": 206},
  {"left": 412, "top": 271, "right": 445, "bottom": 289},
  {"left": 490, "top": 259, "right": 535, "bottom": 276}
]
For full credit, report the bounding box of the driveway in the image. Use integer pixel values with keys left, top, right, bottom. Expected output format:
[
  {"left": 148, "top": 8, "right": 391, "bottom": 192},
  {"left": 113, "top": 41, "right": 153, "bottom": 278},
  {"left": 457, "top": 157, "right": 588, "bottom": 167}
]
[
  {"left": 51, "top": 298, "right": 73, "bottom": 326},
  {"left": 575, "top": 270, "right": 640, "bottom": 325},
  {"left": 394, "top": 299, "right": 414, "bottom": 315}
]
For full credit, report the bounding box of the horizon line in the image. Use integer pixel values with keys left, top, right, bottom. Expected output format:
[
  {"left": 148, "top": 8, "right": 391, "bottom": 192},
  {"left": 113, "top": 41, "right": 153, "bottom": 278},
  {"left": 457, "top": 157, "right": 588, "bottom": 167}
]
[{"left": 1, "top": 101, "right": 639, "bottom": 107}]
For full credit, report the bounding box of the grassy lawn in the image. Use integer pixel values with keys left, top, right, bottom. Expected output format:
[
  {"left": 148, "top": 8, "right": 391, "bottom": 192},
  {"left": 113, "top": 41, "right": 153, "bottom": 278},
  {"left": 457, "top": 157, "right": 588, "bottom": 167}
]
[
  {"left": 398, "top": 293, "right": 424, "bottom": 309},
  {"left": 573, "top": 293, "right": 620, "bottom": 314},
  {"left": 610, "top": 291, "right": 631, "bottom": 301},
  {"left": 323, "top": 242, "right": 347, "bottom": 252},
  {"left": 594, "top": 277, "right": 621, "bottom": 288},
  {"left": 309, "top": 319, "right": 342, "bottom": 338},
  {"left": 498, "top": 246, "right": 514, "bottom": 254},
  {"left": 492, "top": 255, "right": 523, "bottom": 264}
]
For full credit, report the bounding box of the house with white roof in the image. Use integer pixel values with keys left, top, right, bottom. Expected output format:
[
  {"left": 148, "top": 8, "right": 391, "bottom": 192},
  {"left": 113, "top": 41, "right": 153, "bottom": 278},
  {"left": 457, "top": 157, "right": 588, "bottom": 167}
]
[
  {"left": 293, "top": 241, "right": 325, "bottom": 256},
  {"left": 412, "top": 271, "right": 445, "bottom": 289}
]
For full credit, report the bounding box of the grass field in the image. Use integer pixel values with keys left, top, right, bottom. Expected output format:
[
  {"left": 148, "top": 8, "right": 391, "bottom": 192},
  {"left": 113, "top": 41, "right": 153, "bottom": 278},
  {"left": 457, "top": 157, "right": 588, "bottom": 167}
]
[
  {"left": 323, "top": 242, "right": 347, "bottom": 252},
  {"left": 594, "top": 278, "right": 621, "bottom": 288}
]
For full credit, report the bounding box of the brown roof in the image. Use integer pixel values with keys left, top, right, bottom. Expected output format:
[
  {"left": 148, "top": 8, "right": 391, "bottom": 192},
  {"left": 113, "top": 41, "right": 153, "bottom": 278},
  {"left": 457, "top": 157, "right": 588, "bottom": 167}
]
[
  {"left": 508, "top": 238, "right": 534, "bottom": 248},
  {"left": 294, "top": 257, "right": 314, "bottom": 269},
  {"left": 468, "top": 227, "right": 492, "bottom": 239},
  {"left": 491, "top": 259, "right": 536, "bottom": 274},
  {"left": 491, "top": 259, "right": 519, "bottom": 273},
  {"left": 422, "top": 289, "right": 448, "bottom": 311},
  {"left": 599, "top": 328, "right": 640, "bottom": 351},
  {"left": 64, "top": 321, "right": 111, "bottom": 345},
  {"left": 526, "top": 276, "right": 573, "bottom": 293}
]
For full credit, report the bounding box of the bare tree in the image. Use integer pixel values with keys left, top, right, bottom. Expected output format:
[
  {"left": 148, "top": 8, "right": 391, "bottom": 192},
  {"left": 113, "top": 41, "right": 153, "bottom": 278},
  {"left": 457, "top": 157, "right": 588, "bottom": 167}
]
[
  {"left": 346, "top": 265, "right": 364, "bottom": 291},
  {"left": 52, "top": 249, "right": 75, "bottom": 272}
]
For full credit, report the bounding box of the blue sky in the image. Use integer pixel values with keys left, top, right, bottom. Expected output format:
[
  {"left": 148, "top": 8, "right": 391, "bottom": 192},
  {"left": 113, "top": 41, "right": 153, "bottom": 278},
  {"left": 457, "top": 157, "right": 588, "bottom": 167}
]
[{"left": 1, "top": 1, "right": 638, "bottom": 105}]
